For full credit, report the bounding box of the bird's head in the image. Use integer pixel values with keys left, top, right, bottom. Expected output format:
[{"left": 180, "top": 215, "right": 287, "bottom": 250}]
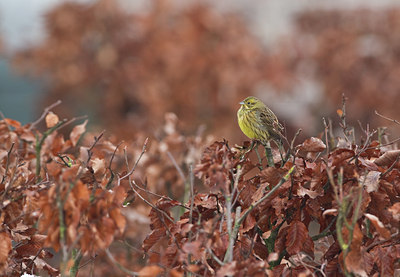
[{"left": 239, "top": 96, "right": 263, "bottom": 110}]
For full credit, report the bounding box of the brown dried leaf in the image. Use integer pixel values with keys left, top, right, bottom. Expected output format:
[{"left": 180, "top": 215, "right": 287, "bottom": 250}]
[
  {"left": 70, "top": 119, "right": 88, "bottom": 146},
  {"left": 370, "top": 246, "right": 395, "bottom": 276},
  {"left": 364, "top": 213, "right": 391, "bottom": 239},
  {"left": 358, "top": 157, "right": 379, "bottom": 171},
  {"left": 329, "top": 148, "right": 355, "bottom": 167},
  {"left": 251, "top": 183, "right": 268, "bottom": 203},
  {"left": 275, "top": 226, "right": 289, "bottom": 254},
  {"left": 0, "top": 232, "right": 11, "bottom": 265},
  {"left": 360, "top": 171, "right": 381, "bottom": 193},
  {"left": 142, "top": 227, "right": 166, "bottom": 253},
  {"left": 45, "top": 112, "right": 59, "bottom": 128},
  {"left": 138, "top": 265, "right": 163, "bottom": 277},
  {"left": 4, "top": 118, "right": 21, "bottom": 128},
  {"left": 285, "top": 221, "right": 308, "bottom": 255},
  {"left": 342, "top": 223, "right": 367, "bottom": 276},
  {"left": 109, "top": 208, "right": 126, "bottom": 234},
  {"left": 216, "top": 261, "right": 236, "bottom": 277},
  {"left": 374, "top": 150, "right": 400, "bottom": 167},
  {"left": 298, "top": 137, "right": 326, "bottom": 152},
  {"left": 388, "top": 202, "right": 400, "bottom": 222}
]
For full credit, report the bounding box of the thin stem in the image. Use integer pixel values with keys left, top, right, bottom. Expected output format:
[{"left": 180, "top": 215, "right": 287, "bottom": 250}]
[
  {"left": 105, "top": 249, "right": 138, "bottom": 276},
  {"left": 264, "top": 141, "right": 274, "bottom": 167},
  {"left": 223, "top": 166, "right": 294, "bottom": 263}
]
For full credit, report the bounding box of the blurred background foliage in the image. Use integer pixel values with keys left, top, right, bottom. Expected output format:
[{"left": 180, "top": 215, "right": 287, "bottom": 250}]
[{"left": 2, "top": 0, "right": 400, "bottom": 142}]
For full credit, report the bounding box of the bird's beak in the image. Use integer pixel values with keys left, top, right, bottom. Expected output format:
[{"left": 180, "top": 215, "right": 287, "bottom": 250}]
[{"left": 239, "top": 101, "right": 244, "bottom": 105}]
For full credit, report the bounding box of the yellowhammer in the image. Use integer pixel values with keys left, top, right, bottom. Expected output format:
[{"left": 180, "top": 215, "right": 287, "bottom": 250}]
[{"left": 237, "top": 96, "right": 283, "bottom": 145}]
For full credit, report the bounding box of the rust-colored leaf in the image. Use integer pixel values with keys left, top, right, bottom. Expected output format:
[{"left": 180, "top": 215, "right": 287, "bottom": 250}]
[
  {"left": 138, "top": 265, "right": 163, "bottom": 277},
  {"left": 142, "top": 228, "right": 166, "bottom": 253},
  {"left": 329, "top": 148, "right": 355, "bottom": 167},
  {"left": 216, "top": 261, "right": 236, "bottom": 277},
  {"left": 109, "top": 208, "right": 126, "bottom": 234},
  {"left": 370, "top": 246, "right": 395, "bottom": 276},
  {"left": 374, "top": 150, "right": 400, "bottom": 166},
  {"left": 285, "top": 221, "right": 308, "bottom": 255},
  {"left": 298, "top": 137, "right": 326, "bottom": 153},
  {"left": 364, "top": 213, "right": 391, "bottom": 239},
  {"left": 388, "top": 202, "right": 400, "bottom": 222},
  {"left": 342, "top": 223, "right": 367, "bottom": 276},
  {"left": 0, "top": 232, "right": 11, "bottom": 265},
  {"left": 4, "top": 118, "right": 21, "bottom": 128},
  {"left": 70, "top": 119, "right": 88, "bottom": 146}
]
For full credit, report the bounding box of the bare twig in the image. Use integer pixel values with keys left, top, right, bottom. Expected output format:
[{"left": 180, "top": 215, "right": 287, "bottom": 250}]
[
  {"left": 106, "top": 142, "right": 123, "bottom": 189},
  {"left": 380, "top": 153, "right": 400, "bottom": 178},
  {"left": 133, "top": 183, "right": 186, "bottom": 208},
  {"left": 121, "top": 139, "right": 175, "bottom": 224},
  {"left": 264, "top": 141, "right": 274, "bottom": 167},
  {"left": 322, "top": 118, "right": 331, "bottom": 154},
  {"left": 365, "top": 136, "right": 400, "bottom": 151},
  {"left": 78, "top": 254, "right": 98, "bottom": 270},
  {"left": 70, "top": 249, "right": 83, "bottom": 277},
  {"left": 348, "top": 124, "right": 377, "bottom": 164},
  {"left": 86, "top": 131, "right": 105, "bottom": 165},
  {"left": 366, "top": 232, "right": 400, "bottom": 251},
  {"left": 206, "top": 248, "right": 224, "bottom": 266},
  {"left": 167, "top": 151, "right": 186, "bottom": 183},
  {"left": 119, "top": 138, "right": 149, "bottom": 181},
  {"left": 29, "top": 100, "right": 62, "bottom": 130},
  {"left": 375, "top": 110, "right": 400, "bottom": 125},
  {"left": 290, "top": 128, "right": 302, "bottom": 152},
  {"left": 189, "top": 164, "right": 195, "bottom": 226},
  {"left": 224, "top": 206, "right": 241, "bottom": 263},
  {"left": 56, "top": 181, "right": 67, "bottom": 277},
  {"left": 26, "top": 248, "right": 44, "bottom": 270},
  {"left": 240, "top": 166, "right": 294, "bottom": 225},
  {"left": 127, "top": 181, "right": 174, "bottom": 224},
  {"left": 224, "top": 166, "right": 295, "bottom": 263},
  {"left": 105, "top": 249, "right": 138, "bottom": 276}
]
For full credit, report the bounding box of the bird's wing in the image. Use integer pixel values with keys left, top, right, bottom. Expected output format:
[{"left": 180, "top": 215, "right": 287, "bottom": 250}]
[
  {"left": 259, "top": 109, "right": 283, "bottom": 131},
  {"left": 258, "top": 109, "right": 284, "bottom": 141}
]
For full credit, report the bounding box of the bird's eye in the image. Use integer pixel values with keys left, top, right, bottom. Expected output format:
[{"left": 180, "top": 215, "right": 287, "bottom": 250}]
[{"left": 247, "top": 101, "right": 251, "bottom": 105}]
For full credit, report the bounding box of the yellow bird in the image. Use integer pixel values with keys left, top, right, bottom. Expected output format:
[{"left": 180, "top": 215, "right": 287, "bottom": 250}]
[{"left": 237, "top": 96, "right": 283, "bottom": 145}]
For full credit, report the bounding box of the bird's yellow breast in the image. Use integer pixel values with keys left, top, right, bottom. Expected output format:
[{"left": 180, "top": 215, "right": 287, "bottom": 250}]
[{"left": 237, "top": 108, "right": 258, "bottom": 139}]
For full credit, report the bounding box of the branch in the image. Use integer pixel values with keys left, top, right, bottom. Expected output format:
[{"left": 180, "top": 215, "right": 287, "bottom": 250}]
[
  {"left": 375, "top": 110, "right": 400, "bottom": 125},
  {"left": 380, "top": 152, "right": 400, "bottom": 178},
  {"left": 106, "top": 142, "right": 123, "bottom": 189},
  {"left": 167, "top": 151, "right": 187, "bottom": 183},
  {"left": 105, "top": 248, "right": 138, "bottom": 276},
  {"left": 366, "top": 232, "right": 400, "bottom": 251},
  {"left": 29, "top": 100, "right": 62, "bottom": 130},
  {"left": 223, "top": 166, "right": 295, "bottom": 263},
  {"left": 240, "top": 166, "right": 294, "bottom": 225},
  {"left": 264, "top": 141, "right": 275, "bottom": 167},
  {"left": 86, "top": 131, "right": 105, "bottom": 165},
  {"left": 119, "top": 138, "right": 149, "bottom": 181}
]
